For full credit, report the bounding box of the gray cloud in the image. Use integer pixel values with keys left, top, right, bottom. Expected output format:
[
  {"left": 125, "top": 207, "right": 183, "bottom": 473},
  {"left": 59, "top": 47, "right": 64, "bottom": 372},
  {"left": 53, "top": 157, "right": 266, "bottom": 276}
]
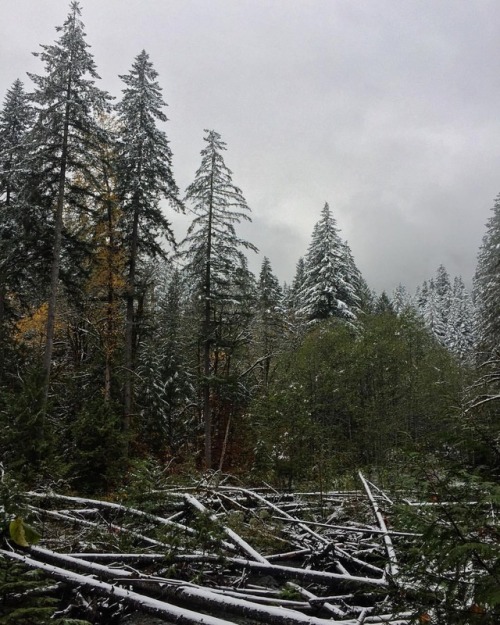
[{"left": 2, "top": 0, "right": 499, "bottom": 293}]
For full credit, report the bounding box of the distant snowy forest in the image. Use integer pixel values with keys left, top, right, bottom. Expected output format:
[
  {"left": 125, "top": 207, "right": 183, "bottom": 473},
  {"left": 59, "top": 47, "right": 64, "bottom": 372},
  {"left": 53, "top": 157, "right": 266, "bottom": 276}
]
[{"left": 0, "top": 1, "right": 497, "bottom": 489}]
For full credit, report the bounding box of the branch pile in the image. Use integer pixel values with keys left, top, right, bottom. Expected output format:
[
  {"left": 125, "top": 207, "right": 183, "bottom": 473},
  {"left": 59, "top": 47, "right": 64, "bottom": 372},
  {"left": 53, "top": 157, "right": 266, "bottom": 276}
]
[{"left": 1, "top": 474, "right": 425, "bottom": 624}]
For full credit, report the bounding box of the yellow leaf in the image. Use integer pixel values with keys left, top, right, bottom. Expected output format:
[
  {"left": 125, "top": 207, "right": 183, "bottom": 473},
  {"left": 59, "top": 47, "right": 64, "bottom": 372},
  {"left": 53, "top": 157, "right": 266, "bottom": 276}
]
[
  {"left": 9, "top": 516, "right": 28, "bottom": 547},
  {"left": 9, "top": 516, "right": 41, "bottom": 547}
]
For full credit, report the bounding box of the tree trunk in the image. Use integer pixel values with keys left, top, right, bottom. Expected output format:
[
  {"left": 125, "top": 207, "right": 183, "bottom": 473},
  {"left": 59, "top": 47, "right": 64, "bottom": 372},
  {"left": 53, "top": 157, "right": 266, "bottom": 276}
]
[
  {"left": 42, "top": 79, "right": 71, "bottom": 412},
  {"left": 203, "top": 152, "right": 216, "bottom": 469},
  {"left": 123, "top": 203, "right": 139, "bottom": 436},
  {"left": 104, "top": 194, "right": 115, "bottom": 403}
]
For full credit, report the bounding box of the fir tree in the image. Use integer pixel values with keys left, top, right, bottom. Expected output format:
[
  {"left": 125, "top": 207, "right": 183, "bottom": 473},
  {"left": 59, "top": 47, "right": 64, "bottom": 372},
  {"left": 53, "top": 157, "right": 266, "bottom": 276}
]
[
  {"left": 392, "top": 283, "right": 413, "bottom": 316},
  {"left": 115, "top": 49, "right": 182, "bottom": 433},
  {"left": 474, "top": 193, "right": 500, "bottom": 357},
  {"left": 298, "top": 202, "right": 359, "bottom": 322},
  {"left": 0, "top": 80, "right": 34, "bottom": 376},
  {"left": 255, "top": 256, "right": 284, "bottom": 387},
  {"left": 435, "top": 264, "right": 452, "bottom": 314},
  {"left": 342, "top": 239, "right": 366, "bottom": 312},
  {"left": 0, "top": 80, "right": 33, "bottom": 213},
  {"left": 27, "top": 1, "right": 111, "bottom": 404},
  {"left": 420, "top": 278, "right": 447, "bottom": 343},
  {"left": 446, "top": 276, "right": 475, "bottom": 360},
  {"left": 467, "top": 195, "right": 500, "bottom": 468},
  {"left": 374, "top": 291, "right": 394, "bottom": 315},
  {"left": 286, "top": 257, "right": 305, "bottom": 312},
  {"left": 136, "top": 263, "right": 194, "bottom": 454},
  {"left": 415, "top": 280, "right": 429, "bottom": 313},
  {"left": 180, "top": 129, "right": 257, "bottom": 468},
  {"left": 418, "top": 266, "right": 468, "bottom": 352}
]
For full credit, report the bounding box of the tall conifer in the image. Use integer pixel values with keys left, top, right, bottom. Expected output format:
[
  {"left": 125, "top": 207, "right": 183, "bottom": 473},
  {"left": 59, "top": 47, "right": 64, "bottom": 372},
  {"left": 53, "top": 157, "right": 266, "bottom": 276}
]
[
  {"left": 475, "top": 194, "right": 500, "bottom": 357},
  {"left": 115, "top": 49, "right": 182, "bottom": 432},
  {"left": 298, "top": 202, "right": 359, "bottom": 321},
  {"left": 0, "top": 80, "right": 34, "bottom": 349},
  {"left": 256, "top": 257, "right": 284, "bottom": 387},
  {"left": 181, "top": 129, "right": 257, "bottom": 468},
  {"left": 28, "top": 1, "right": 111, "bottom": 404}
]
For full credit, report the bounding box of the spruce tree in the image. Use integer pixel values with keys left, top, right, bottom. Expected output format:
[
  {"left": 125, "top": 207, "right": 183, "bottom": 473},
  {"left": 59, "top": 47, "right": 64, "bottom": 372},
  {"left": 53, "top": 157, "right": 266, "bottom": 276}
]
[
  {"left": 374, "top": 291, "right": 394, "bottom": 315},
  {"left": 342, "top": 239, "right": 366, "bottom": 313},
  {"left": 180, "top": 129, "right": 257, "bottom": 468},
  {"left": 435, "top": 264, "right": 452, "bottom": 313},
  {"left": 136, "top": 262, "right": 194, "bottom": 454},
  {"left": 446, "top": 276, "right": 475, "bottom": 360},
  {"left": 255, "top": 256, "right": 284, "bottom": 387},
  {"left": 0, "top": 80, "right": 34, "bottom": 376},
  {"left": 467, "top": 195, "right": 500, "bottom": 469},
  {"left": 286, "top": 257, "right": 306, "bottom": 312},
  {"left": 474, "top": 193, "right": 500, "bottom": 357},
  {"left": 298, "top": 202, "right": 359, "bottom": 322},
  {"left": 115, "top": 49, "right": 182, "bottom": 433},
  {"left": 420, "top": 278, "right": 447, "bottom": 343},
  {"left": 0, "top": 80, "right": 33, "bottom": 215},
  {"left": 392, "top": 284, "right": 413, "bottom": 316},
  {"left": 418, "top": 266, "right": 468, "bottom": 352},
  {"left": 27, "top": 1, "right": 111, "bottom": 405}
]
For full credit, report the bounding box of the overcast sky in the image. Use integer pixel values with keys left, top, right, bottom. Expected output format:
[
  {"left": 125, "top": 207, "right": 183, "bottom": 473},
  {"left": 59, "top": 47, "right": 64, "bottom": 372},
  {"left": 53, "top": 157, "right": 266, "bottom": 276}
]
[{"left": 1, "top": 0, "right": 499, "bottom": 294}]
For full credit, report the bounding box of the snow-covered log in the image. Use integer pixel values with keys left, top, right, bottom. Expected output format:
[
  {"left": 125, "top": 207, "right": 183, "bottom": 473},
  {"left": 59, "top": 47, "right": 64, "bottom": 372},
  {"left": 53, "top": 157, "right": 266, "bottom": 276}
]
[
  {"left": 358, "top": 472, "right": 398, "bottom": 578},
  {"left": 184, "top": 493, "right": 268, "bottom": 563},
  {"left": 0, "top": 549, "right": 236, "bottom": 625}
]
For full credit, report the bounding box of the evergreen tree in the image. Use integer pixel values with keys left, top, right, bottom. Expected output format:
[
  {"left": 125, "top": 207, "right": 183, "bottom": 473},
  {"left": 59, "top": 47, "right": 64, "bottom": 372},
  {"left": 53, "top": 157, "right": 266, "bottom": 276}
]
[
  {"left": 136, "top": 263, "right": 194, "bottom": 455},
  {"left": 418, "top": 266, "right": 470, "bottom": 354},
  {"left": 474, "top": 193, "right": 500, "bottom": 357},
  {"left": 0, "top": 79, "right": 33, "bottom": 216},
  {"left": 286, "top": 257, "right": 305, "bottom": 312},
  {"left": 392, "top": 283, "right": 413, "bottom": 316},
  {"left": 415, "top": 280, "right": 429, "bottom": 314},
  {"left": 446, "top": 276, "right": 475, "bottom": 360},
  {"left": 420, "top": 278, "right": 447, "bottom": 343},
  {"left": 180, "top": 129, "right": 257, "bottom": 468},
  {"left": 115, "top": 49, "right": 182, "bottom": 433},
  {"left": 255, "top": 257, "right": 284, "bottom": 387},
  {"left": 341, "top": 239, "right": 365, "bottom": 312},
  {"left": 0, "top": 80, "right": 34, "bottom": 377},
  {"left": 466, "top": 195, "right": 500, "bottom": 472},
  {"left": 374, "top": 291, "right": 394, "bottom": 315},
  {"left": 27, "top": 1, "right": 111, "bottom": 404},
  {"left": 298, "top": 202, "right": 359, "bottom": 322},
  {"left": 435, "top": 264, "right": 452, "bottom": 315}
]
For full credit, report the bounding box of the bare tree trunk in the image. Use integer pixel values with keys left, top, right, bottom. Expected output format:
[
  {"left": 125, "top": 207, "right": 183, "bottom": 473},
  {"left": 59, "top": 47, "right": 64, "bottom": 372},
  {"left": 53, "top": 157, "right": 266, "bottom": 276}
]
[
  {"left": 218, "top": 416, "right": 231, "bottom": 472},
  {"left": 0, "top": 278, "right": 6, "bottom": 378},
  {"left": 42, "top": 82, "right": 71, "bottom": 412},
  {"left": 203, "top": 153, "right": 215, "bottom": 469},
  {"left": 123, "top": 203, "right": 139, "bottom": 436},
  {"left": 103, "top": 195, "right": 115, "bottom": 403}
]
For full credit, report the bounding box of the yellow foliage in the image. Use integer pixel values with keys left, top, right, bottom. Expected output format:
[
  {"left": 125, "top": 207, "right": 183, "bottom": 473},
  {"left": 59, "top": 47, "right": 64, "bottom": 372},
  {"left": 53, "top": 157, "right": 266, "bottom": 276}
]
[
  {"left": 15, "top": 302, "right": 68, "bottom": 349},
  {"left": 15, "top": 303, "right": 48, "bottom": 349}
]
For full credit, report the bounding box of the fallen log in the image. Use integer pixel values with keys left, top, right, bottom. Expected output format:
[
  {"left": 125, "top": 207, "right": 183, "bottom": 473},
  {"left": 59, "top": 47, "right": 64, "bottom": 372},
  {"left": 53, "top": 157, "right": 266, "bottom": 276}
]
[
  {"left": 0, "top": 549, "right": 235, "bottom": 625},
  {"left": 272, "top": 518, "right": 421, "bottom": 538},
  {"left": 229, "top": 487, "right": 384, "bottom": 576},
  {"left": 71, "top": 551, "right": 387, "bottom": 588},
  {"left": 358, "top": 472, "right": 398, "bottom": 578},
  {"left": 27, "top": 491, "right": 235, "bottom": 548},
  {"left": 0, "top": 548, "right": 395, "bottom": 625},
  {"left": 184, "top": 493, "right": 268, "bottom": 563}
]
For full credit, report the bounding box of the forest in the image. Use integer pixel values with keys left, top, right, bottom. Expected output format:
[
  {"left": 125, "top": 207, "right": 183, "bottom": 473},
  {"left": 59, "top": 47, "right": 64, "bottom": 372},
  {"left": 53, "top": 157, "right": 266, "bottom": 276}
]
[{"left": 0, "top": 3, "right": 499, "bottom": 624}]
